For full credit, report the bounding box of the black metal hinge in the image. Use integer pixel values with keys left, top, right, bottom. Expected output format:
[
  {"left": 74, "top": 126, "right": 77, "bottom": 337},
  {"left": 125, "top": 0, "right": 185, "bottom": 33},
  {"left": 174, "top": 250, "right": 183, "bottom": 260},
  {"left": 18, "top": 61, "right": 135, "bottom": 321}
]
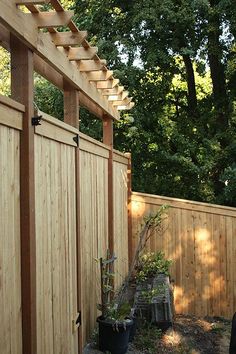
[
  {"left": 32, "top": 115, "right": 42, "bottom": 126},
  {"left": 73, "top": 134, "right": 79, "bottom": 146}
]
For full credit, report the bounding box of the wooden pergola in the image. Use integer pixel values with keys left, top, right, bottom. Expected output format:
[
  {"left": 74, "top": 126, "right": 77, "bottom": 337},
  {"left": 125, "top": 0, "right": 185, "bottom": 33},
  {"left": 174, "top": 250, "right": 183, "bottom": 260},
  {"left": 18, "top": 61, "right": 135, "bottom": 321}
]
[{"left": 0, "top": 0, "right": 134, "bottom": 122}]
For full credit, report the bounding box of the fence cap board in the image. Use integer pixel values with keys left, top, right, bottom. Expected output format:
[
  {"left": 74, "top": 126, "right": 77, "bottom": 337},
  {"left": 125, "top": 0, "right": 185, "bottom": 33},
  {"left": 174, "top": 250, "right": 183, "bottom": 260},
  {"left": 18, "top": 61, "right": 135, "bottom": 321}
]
[
  {"left": 37, "top": 110, "right": 78, "bottom": 134},
  {"left": 113, "top": 150, "right": 129, "bottom": 165},
  {"left": 131, "top": 191, "right": 236, "bottom": 217},
  {"left": 0, "top": 94, "right": 25, "bottom": 112}
]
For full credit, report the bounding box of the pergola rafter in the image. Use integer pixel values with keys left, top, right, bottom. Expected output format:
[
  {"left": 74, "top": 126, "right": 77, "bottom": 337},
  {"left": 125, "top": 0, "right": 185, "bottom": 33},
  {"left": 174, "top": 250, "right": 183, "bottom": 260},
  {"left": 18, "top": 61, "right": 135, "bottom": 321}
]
[{"left": 0, "top": 0, "right": 134, "bottom": 120}]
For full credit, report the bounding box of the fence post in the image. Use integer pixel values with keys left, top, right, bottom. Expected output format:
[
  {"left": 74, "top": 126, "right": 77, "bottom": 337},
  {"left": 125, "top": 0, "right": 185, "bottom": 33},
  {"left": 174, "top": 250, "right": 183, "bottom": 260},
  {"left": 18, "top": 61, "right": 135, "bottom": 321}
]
[
  {"left": 63, "top": 81, "right": 83, "bottom": 354},
  {"left": 103, "top": 116, "right": 114, "bottom": 255},
  {"left": 125, "top": 153, "right": 133, "bottom": 267},
  {"left": 10, "top": 34, "right": 37, "bottom": 354}
]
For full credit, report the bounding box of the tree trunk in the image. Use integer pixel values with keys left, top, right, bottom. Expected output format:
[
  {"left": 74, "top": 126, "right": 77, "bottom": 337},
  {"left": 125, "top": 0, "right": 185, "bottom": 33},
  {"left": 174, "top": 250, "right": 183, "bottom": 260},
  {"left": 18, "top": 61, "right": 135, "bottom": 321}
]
[
  {"left": 208, "top": 1, "right": 229, "bottom": 130},
  {"left": 182, "top": 54, "right": 198, "bottom": 118}
]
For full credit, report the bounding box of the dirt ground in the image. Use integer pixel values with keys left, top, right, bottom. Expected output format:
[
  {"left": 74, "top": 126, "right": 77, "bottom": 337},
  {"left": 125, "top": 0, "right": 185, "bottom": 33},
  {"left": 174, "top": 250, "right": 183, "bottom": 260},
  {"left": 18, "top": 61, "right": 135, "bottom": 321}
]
[
  {"left": 84, "top": 314, "right": 232, "bottom": 354},
  {"left": 129, "top": 314, "right": 232, "bottom": 354}
]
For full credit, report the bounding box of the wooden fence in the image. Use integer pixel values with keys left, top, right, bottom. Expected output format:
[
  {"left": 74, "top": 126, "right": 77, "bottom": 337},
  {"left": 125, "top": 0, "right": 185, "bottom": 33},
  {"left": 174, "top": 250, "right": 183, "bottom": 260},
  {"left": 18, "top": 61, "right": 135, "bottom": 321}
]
[
  {"left": 113, "top": 151, "right": 129, "bottom": 289},
  {"left": 0, "top": 95, "right": 129, "bottom": 353},
  {"left": 131, "top": 192, "right": 236, "bottom": 319},
  {"left": 0, "top": 96, "right": 23, "bottom": 354},
  {"left": 1, "top": 94, "right": 236, "bottom": 354}
]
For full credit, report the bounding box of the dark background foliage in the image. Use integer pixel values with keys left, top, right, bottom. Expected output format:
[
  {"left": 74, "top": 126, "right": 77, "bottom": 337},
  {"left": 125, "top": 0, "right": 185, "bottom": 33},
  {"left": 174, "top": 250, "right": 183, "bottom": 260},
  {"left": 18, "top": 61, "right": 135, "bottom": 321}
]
[{"left": 33, "top": 0, "right": 236, "bottom": 206}]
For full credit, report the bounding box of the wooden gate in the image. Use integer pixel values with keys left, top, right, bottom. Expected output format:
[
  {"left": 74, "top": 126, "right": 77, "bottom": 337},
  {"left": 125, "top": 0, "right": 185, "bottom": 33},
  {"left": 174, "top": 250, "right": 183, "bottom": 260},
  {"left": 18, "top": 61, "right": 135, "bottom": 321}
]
[{"left": 34, "top": 113, "right": 79, "bottom": 353}]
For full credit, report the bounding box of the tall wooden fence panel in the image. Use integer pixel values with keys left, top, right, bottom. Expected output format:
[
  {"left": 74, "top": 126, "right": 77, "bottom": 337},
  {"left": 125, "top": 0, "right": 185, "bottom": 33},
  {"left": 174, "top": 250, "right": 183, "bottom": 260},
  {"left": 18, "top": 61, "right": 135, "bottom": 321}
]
[
  {"left": 0, "top": 96, "right": 23, "bottom": 354},
  {"left": 34, "top": 115, "right": 78, "bottom": 353},
  {"left": 113, "top": 151, "right": 129, "bottom": 289},
  {"left": 131, "top": 192, "right": 236, "bottom": 319},
  {"left": 79, "top": 133, "right": 109, "bottom": 344}
]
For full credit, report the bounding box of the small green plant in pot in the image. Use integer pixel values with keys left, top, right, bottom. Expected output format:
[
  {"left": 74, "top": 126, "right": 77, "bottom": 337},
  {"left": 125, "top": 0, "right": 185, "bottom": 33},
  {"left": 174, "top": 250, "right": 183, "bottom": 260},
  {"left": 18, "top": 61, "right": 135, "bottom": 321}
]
[{"left": 97, "top": 251, "right": 133, "bottom": 354}]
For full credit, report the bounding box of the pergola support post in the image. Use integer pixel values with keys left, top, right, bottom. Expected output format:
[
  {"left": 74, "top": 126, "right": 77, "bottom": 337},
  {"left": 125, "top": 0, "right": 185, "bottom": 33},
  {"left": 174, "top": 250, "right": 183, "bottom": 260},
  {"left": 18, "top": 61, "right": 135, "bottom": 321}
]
[
  {"left": 125, "top": 152, "right": 133, "bottom": 267},
  {"left": 10, "top": 34, "right": 37, "bottom": 354},
  {"left": 63, "top": 81, "right": 82, "bottom": 354},
  {"left": 103, "top": 116, "right": 114, "bottom": 256}
]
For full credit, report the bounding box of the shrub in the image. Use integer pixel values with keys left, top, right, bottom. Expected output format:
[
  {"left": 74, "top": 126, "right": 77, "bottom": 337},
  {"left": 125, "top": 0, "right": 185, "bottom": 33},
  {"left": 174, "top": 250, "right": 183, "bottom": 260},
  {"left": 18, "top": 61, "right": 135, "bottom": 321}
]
[{"left": 136, "top": 251, "right": 172, "bottom": 283}]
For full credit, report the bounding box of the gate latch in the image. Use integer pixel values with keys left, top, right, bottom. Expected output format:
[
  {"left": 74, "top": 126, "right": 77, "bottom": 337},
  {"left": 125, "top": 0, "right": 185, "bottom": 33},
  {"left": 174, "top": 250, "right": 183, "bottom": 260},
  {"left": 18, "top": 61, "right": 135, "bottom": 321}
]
[{"left": 72, "top": 311, "right": 81, "bottom": 332}]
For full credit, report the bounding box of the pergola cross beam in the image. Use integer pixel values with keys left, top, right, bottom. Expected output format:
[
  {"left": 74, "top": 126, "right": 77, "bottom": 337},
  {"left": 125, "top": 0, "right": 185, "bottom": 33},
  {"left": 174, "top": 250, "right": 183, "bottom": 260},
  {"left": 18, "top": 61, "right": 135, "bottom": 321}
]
[{"left": 1, "top": 0, "right": 134, "bottom": 118}]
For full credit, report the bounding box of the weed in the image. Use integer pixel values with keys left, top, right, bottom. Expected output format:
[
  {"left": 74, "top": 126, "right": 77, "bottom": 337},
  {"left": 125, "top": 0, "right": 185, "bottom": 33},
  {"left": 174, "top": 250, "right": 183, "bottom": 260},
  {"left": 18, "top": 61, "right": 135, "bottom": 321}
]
[{"left": 133, "top": 324, "right": 162, "bottom": 354}]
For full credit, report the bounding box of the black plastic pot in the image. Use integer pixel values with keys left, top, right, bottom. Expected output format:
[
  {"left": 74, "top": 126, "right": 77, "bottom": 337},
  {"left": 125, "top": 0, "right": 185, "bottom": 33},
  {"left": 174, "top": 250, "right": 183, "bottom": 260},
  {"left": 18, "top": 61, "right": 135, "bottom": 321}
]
[
  {"left": 129, "top": 315, "right": 137, "bottom": 342},
  {"left": 97, "top": 316, "right": 133, "bottom": 354}
]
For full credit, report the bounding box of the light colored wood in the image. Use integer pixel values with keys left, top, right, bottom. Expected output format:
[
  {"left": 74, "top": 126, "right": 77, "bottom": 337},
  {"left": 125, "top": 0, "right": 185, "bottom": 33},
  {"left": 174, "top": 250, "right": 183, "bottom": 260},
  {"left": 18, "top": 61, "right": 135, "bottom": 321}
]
[
  {"left": 16, "top": 0, "right": 50, "bottom": 4},
  {"left": 131, "top": 192, "right": 236, "bottom": 319},
  {"left": 0, "top": 102, "right": 23, "bottom": 130},
  {"left": 34, "top": 55, "right": 105, "bottom": 120},
  {"left": 15, "top": 0, "right": 50, "bottom": 5},
  {"left": 113, "top": 150, "right": 129, "bottom": 165},
  {"left": 64, "top": 86, "right": 83, "bottom": 353},
  {"left": 97, "top": 79, "right": 119, "bottom": 89},
  {"left": 80, "top": 149, "right": 109, "bottom": 346},
  {"left": 0, "top": 94, "right": 25, "bottom": 112},
  {"left": 103, "top": 116, "right": 114, "bottom": 260},
  {"left": 131, "top": 191, "right": 236, "bottom": 217},
  {"left": 113, "top": 160, "right": 129, "bottom": 289},
  {"left": 80, "top": 137, "right": 110, "bottom": 159},
  {"left": 79, "top": 131, "right": 110, "bottom": 151},
  {"left": 11, "top": 34, "right": 37, "bottom": 354},
  {"left": 112, "top": 97, "right": 132, "bottom": 106},
  {"left": 48, "top": 31, "right": 88, "bottom": 47},
  {"left": 35, "top": 119, "right": 78, "bottom": 147},
  {"left": 37, "top": 110, "right": 78, "bottom": 134},
  {"left": 79, "top": 59, "right": 107, "bottom": 72},
  {"left": 63, "top": 82, "right": 80, "bottom": 129},
  {"left": 125, "top": 153, "right": 132, "bottom": 267},
  {"left": 108, "top": 95, "right": 123, "bottom": 102},
  {"left": 0, "top": 1, "right": 121, "bottom": 120},
  {"left": 0, "top": 123, "right": 22, "bottom": 354},
  {"left": 26, "top": 11, "right": 74, "bottom": 28},
  {"left": 102, "top": 86, "right": 124, "bottom": 95},
  {"left": 35, "top": 134, "right": 78, "bottom": 354},
  {"left": 108, "top": 91, "right": 129, "bottom": 101},
  {"left": 87, "top": 70, "right": 113, "bottom": 81},
  {"left": 68, "top": 47, "right": 98, "bottom": 60},
  {"left": 117, "top": 102, "right": 135, "bottom": 110}
]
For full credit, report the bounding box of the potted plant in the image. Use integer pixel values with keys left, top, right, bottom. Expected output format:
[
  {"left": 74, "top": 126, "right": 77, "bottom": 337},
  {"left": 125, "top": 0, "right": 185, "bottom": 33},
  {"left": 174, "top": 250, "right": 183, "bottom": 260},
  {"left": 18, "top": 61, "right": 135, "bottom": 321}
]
[{"left": 97, "top": 252, "right": 133, "bottom": 354}]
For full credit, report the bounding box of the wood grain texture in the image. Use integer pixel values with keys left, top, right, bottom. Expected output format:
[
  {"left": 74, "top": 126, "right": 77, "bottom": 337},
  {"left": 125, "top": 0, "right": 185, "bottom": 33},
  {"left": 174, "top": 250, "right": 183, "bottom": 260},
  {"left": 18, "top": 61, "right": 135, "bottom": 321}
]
[
  {"left": 113, "top": 157, "right": 129, "bottom": 289},
  {"left": 35, "top": 134, "right": 78, "bottom": 354},
  {"left": 79, "top": 145, "right": 109, "bottom": 346},
  {"left": 131, "top": 192, "right": 236, "bottom": 319},
  {"left": 0, "top": 122, "right": 22, "bottom": 354},
  {"left": 11, "top": 35, "right": 37, "bottom": 354}
]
